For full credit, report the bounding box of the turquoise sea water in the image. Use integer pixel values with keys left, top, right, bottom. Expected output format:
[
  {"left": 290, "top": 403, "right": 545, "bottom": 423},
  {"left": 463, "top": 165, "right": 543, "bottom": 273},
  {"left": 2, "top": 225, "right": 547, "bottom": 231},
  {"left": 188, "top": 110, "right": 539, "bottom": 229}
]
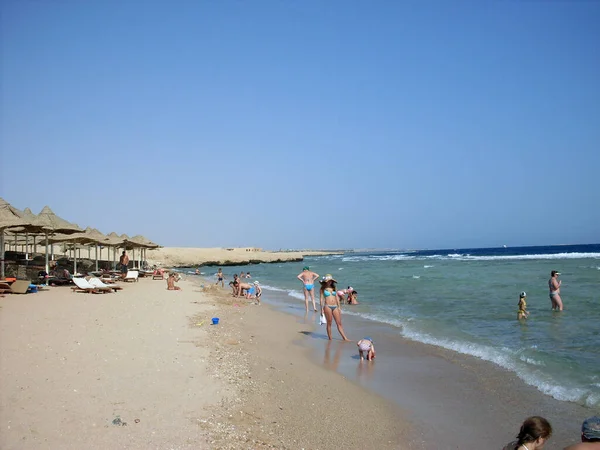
[{"left": 192, "top": 244, "right": 600, "bottom": 410}]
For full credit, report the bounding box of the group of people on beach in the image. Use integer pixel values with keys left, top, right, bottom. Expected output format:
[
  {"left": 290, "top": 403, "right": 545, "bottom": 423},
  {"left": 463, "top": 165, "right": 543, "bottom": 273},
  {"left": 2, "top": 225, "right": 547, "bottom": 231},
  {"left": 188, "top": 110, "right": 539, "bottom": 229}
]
[
  {"left": 213, "top": 268, "right": 262, "bottom": 304},
  {"left": 517, "top": 270, "right": 564, "bottom": 320},
  {"left": 503, "top": 415, "right": 599, "bottom": 450},
  {"left": 297, "top": 267, "right": 375, "bottom": 359},
  {"left": 297, "top": 266, "right": 358, "bottom": 310}
]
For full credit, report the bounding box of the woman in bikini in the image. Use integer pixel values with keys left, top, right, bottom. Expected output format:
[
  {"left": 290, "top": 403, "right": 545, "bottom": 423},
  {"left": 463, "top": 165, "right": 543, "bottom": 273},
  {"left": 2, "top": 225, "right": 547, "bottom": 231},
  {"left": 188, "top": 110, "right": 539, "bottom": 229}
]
[
  {"left": 319, "top": 275, "right": 350, "bottom": 341},
  {"left": 548, "top": 270, "right": 563, "bottom": 311},
  {"left": 297, "top": 266, "right": 320, "bottom": 312}
]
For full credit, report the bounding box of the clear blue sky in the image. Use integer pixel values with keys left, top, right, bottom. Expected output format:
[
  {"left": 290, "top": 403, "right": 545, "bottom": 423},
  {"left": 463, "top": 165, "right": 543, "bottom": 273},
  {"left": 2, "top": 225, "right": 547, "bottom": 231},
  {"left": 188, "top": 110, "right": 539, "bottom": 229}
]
[{"left": 2, "top": 1, "right": 599, "bottom": 250}]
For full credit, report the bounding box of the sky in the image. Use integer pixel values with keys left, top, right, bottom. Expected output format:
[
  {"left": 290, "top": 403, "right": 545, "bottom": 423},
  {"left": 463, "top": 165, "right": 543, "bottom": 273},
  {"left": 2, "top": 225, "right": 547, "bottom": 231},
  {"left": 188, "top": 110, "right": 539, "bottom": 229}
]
[{"left": 1, "top": 0, "right": 599, "bottom": 250}]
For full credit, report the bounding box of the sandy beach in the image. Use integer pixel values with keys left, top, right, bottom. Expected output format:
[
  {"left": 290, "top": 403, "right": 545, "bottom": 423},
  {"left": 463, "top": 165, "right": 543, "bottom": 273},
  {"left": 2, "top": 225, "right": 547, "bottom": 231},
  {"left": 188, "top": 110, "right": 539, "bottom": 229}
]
[{"left": 0, "top": 275, "right": 420, "bottom": 450}]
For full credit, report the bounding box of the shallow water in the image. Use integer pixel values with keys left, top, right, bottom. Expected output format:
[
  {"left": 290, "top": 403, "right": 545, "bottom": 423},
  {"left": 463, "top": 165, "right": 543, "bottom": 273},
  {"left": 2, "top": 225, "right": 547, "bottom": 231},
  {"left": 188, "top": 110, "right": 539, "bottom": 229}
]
[{"left": 196, "top": 244, "right": 600, "bottom": 410}]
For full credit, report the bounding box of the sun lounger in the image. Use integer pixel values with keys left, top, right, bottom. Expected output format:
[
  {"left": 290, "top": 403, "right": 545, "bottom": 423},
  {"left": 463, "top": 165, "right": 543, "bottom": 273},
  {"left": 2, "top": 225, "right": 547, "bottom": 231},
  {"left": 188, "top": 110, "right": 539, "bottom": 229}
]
[
  {"left": 71, "top": 277, "right": 112, "bottom": 294},
  {"left": 123, "top": 270, "right": 139, "bottom": 282},
  {"left": 0, "top": 282, "right": 12, "bottom": 295},
  {"left": 10, "top": 280, "right": 33, "bottom": 294},
  {"left": 47, "top": 276, "right": 73, "bottom": 286},
  {"left": 89, "top": 277, "right": 122, "bottom": 292}
]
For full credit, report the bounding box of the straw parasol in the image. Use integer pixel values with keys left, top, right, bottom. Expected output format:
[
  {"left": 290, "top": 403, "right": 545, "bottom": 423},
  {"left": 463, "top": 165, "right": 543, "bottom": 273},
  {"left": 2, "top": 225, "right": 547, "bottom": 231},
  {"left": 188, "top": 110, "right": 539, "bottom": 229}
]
[
  {"left": 127, "top": 235, "right": 160, "bottom": 268},
  {"left": 120, "top": 234, "right": 142, "bottom": 268},
  {"left": 125, "top": 235, "right": 149, "bottom": 269},
  {"left": 48, "top": 228, "right": 97, "bottom": 275},
  {"left": 32, "top": 206, "right": 82, "bottom": 273},
  {"left": 104, "top": 232, "right": 124, "bottom": 268},
  {"left": 85, "top": 228, "right": 108, "bottom": 271},
  {"left": 0, "top": 198, "right": 40, "bottom": 278},
  {"left": 131, "top": 235, "right": 160, "bottom": 249}
]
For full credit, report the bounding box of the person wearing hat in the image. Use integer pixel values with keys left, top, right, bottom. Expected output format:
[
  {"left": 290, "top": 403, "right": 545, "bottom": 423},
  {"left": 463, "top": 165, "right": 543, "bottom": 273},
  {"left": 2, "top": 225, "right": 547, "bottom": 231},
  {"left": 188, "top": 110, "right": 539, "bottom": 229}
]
[
  {"left": 319, "top": 274, "right": 350, "bottom": 341},
  {"left": 518, "top": 292, "right": 529, "bottom": 320},
  {"left": 548, "top": 270, "right": 563, "bottom": 311},
  {"left": 564, "top": 416, "right": 600, "bottom": 449},
  {"left": 297, "top": 266, "right": 320, "bottom": 312}
]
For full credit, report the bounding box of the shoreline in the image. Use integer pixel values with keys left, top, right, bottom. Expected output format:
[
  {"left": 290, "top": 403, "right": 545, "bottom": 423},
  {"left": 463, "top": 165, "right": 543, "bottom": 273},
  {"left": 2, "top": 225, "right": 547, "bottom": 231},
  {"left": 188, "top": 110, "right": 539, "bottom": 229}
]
[
  {"left": 193, "top": 278, "right": 423, "bottom": 449},
  {"left": 1, "top": 268, "right": 591, "bottom": 449},
  {"left": 258, "top": 288, "right": 593, "bottom": 449}
]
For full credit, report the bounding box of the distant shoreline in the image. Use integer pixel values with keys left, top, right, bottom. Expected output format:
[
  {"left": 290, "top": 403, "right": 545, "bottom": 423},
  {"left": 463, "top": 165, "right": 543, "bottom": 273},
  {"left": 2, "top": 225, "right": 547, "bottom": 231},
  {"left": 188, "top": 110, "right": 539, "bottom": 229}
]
[{"left": 146, "top": 247, "right": 343, "bottom": 268}]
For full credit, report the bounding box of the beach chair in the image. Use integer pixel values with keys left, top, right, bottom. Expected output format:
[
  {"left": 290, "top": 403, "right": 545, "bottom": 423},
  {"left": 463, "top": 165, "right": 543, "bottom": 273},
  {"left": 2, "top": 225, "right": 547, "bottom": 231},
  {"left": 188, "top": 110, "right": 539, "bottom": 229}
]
[
  {"left": 0, "top": 282, "right": 13, "bottom": 295},
  {"left": 89, "top": 277, "right": 122, "bottom": 292},
  {"left": 123, "top": 270, "right": 139, "bottom": 282},
  {"left": 71, "top": 277, "right": 111, "bottom": 294},
  {"left": 9, "top": 280, "right": 32, "bottom": 294}
]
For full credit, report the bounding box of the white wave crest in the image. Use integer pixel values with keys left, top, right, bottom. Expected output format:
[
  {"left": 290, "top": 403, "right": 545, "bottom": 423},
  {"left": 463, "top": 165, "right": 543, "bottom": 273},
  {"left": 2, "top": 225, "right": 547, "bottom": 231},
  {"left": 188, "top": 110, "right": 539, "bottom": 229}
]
[
  {"left": 446, "top": 252, "right": 600, "bottom": 261},
  {"left": 344, "top": 252, "right": 600, "bottom": 262}
]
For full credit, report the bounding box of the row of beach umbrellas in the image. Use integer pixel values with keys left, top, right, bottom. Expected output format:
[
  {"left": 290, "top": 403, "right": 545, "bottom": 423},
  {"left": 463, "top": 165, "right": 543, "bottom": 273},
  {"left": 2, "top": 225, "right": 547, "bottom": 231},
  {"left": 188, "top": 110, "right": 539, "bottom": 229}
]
[{"left": 0, "top": 198, "right": 159, "bottom": 279}]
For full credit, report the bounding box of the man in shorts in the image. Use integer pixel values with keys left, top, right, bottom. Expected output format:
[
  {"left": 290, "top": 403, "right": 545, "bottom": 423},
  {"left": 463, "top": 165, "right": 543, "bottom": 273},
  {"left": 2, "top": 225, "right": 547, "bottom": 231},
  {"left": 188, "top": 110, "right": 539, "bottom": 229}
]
[{"left": 119, "top": 251, "right": 129, "bottom": 279}]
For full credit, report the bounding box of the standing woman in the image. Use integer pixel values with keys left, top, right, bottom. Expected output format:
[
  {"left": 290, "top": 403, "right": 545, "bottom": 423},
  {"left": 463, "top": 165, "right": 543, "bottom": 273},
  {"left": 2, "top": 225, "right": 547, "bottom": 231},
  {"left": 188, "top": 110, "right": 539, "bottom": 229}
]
[
  {"left": 548, "top": 270, "right": 563, "bottom": 311},
  {"left": 319, "top": 275, "right": 350, "bottom": 341},
  {"left": 503, "top": 416, "right": 552, "bottom": 450}
]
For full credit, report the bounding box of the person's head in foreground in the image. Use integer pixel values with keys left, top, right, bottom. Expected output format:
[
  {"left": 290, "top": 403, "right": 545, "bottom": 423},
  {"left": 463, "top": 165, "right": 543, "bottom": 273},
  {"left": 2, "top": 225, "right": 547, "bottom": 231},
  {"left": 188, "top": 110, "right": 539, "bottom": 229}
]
[
  {"left": 551, "top": 270, "right": 560, "bottom": 277},
  {"left": 508, "top": 416, "right": 552, "bottom": 450},
  {"left": 581, "top": 416, "right": 600, "bottom": 443},
  {"left": 303, "top": 266, "right": 309, "bottom": 271},
  {"left": 520, "top": 292, "right": 527, "bottom": 299}
]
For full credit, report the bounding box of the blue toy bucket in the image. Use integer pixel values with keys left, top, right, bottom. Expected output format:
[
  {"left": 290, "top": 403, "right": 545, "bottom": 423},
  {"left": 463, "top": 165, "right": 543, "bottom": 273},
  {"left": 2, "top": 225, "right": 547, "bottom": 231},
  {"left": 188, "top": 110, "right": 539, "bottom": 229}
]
[{"left": 211, "top": 317, "right": 219, "bottom": 325}]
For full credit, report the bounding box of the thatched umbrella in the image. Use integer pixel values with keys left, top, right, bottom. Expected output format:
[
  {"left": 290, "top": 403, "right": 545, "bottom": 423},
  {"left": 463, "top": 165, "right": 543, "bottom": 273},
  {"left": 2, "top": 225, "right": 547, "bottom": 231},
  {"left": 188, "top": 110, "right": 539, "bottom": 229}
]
[
  {"left": 127, "top": 235, "right": 160, "bottom": 268},
  {"left": 32, "top": 206, "right": 82, "bottom": 273},
  {"left": 125, "top": 235, "right": 148, "bottom": 269},
  {"left": 120, "top": 234, "right": 138, "bottom": 268},
  {"left": 0, "top": 198, "right": 38, "bottom": 278},
  {"left": 49, "top": 229, "right": 96, "bottom": 275},
  {"left": 83, "top": 228, "right": 108, "bottom": 271},
  {"left": 20, "top": 208, "right": 39, "bottom": 257},
  {"left": 105, "top": 232, "right": 124, "bottom": 269}
]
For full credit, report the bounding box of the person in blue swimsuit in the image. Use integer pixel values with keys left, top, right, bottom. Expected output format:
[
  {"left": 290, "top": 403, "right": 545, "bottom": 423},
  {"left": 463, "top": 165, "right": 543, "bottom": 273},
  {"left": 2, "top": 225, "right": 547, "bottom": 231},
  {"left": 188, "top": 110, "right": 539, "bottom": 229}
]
[
  {"left": 319, "top": 275, "right": 350, "bottom": 341},
  {"left": 297, "top": 266, "right": 320, "bottom": 312}
]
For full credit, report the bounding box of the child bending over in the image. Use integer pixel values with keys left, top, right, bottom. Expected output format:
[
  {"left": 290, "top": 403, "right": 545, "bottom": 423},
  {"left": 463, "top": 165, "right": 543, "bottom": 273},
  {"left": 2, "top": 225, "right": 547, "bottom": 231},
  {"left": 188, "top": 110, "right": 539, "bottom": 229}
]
[{"left": 357, "top": 337, "right": 376, "bottom": 361}]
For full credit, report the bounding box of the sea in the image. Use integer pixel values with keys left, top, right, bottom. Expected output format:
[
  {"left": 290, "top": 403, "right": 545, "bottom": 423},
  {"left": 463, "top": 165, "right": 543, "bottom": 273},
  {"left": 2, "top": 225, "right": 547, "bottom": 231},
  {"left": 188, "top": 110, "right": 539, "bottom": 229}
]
[{"left": 190, "top": 243, "right": 600, "bottom": 412}]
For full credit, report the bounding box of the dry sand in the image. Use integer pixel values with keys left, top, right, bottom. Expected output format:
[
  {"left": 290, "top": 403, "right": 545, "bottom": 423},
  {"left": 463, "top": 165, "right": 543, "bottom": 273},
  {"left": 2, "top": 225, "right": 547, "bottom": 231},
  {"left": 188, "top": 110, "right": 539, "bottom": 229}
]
[
  {"left": 145, "top": 247, "right": 338, "bottom": 268},
  {"left": 1, "top": 275, "right": 421, "bottom": 449}
]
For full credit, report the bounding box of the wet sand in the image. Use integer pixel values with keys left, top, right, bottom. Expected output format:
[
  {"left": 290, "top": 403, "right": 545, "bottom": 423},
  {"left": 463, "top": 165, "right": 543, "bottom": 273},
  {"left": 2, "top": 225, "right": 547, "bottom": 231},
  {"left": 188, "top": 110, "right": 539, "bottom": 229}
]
[{"left": 271, "top": 299, "right": 592, "bottom": 449}]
